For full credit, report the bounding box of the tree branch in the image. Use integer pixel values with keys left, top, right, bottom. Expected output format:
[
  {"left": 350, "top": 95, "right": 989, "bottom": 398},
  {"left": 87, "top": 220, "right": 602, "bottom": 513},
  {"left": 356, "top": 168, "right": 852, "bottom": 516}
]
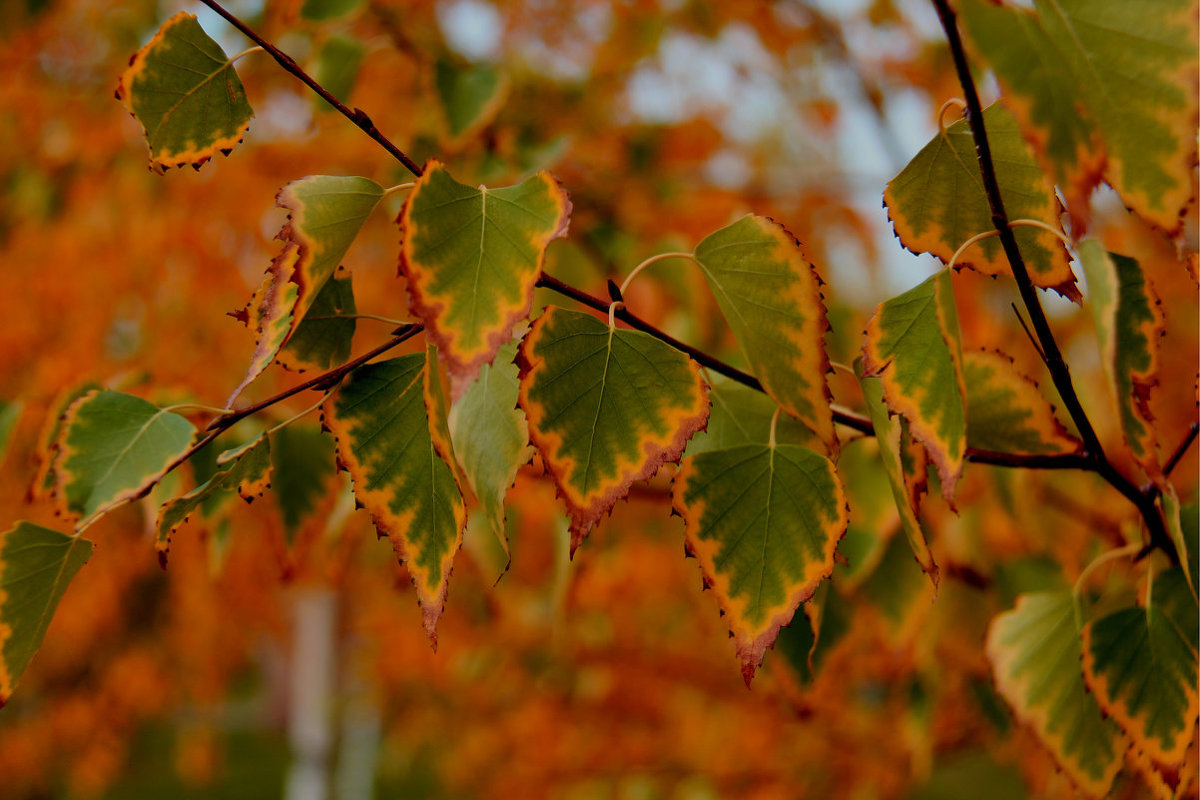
[
  {"left": 195, "top": 0, "right": 1145, "bottom": 489},
  {"left": 931, "top": 0, "right": 1178, "bottom": 564},
  {"left": 197, "top": 0, "right": 424, "bottom": 178}
]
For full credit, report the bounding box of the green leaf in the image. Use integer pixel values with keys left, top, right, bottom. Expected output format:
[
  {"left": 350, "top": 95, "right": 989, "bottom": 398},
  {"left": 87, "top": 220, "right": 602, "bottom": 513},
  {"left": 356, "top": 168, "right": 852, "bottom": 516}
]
[
  {"left": 518, "top": 307, "right": 709, "bottom": 552},
  {"left": 1081, "top": 596, "right": 1199, "bottom": 766},
  {"left": 280, "top": 268, "right": 357, "bottom": 371},
  {"left": 276, "top": 176, "right": 384, "bottom": 338},
  {"left": 0, "top": 522, "right": 93, "bottom": 707},
  {"left": 1162, "top": 487, "right": 1194, "bottom": 592},
  {"left": 0, "top": 400, "right": 22, "bottom": 467},
  {"left": 958, "top": 0, "right": 1198, "bottom": 231},
  {"left": 834, "top": 437, "right": 898, "bottom": 589},
  {"left": 964, "top": 349, "right": 1081, "bottom": 455},
  {"left": 684, "top": 376, "right": 822, "bottom": 457},
  {"left": 116, "top": 12, "right": 253, "bottom": 174},
  {"left": 858, "top": 360, "right": 939, "bottom": 587},
  {"left": 673, "top": 442, "right": 846, "bottom": 685},
  {"left": 300, "top": 0, "right": 366, "bottom": 22},
  {"left": 155, "top": 436, "right": 272, "bottom": 563},
  {"left": 313, "top": 33, "right": 367, "bottom": 110},
  {"left": 861, "top": 527, "right": 936, "bottom": 639},
  {"left": 987, "top": 591, "right": 1125, "bottom": 798},
  {"left": 227, "top": 245, "right": 301, "bottom": 404},
  {"left": 30, "top": 383, "right": 102, "bottom": 500},
  {"left": 885, "top": 103, "right": 1077, "bottom": 299},
  {"left": 435, "top": 59, "right": 509, "bottom": 147},
  {"left": 449, "top": 337, "right": 534, "bottom": 560},
  {"left": 863, "top": 270, "right": 966, "bottom": 504},
  {"left": 1157, "top": 568, "right": 1199, "bottom": 653},
  {"left": 323, "top": 353, "right": 466, "bottom": 643},
  {"left": 692, "top": 215, "right": 836, "bottom": 449},
  {"left": 1078, "top": 242, "right": 1165, "bottom": 480},
  {"left": 270, "top": 423, "right": 337, "bottom": 540},
  {"left": 400, "top": 160, "right": 571, "bottom": 389},
  {"left": 55, "top": 391, "right": 196, "bottom": 524}
]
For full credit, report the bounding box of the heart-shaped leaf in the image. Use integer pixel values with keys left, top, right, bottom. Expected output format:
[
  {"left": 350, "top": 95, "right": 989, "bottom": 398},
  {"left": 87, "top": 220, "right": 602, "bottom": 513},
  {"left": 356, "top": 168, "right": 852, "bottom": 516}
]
[
  {"left": 400, "top": 161, "right": 571, "bottom": 391},
  {"left": 673, "top": 443, "right": 847, "bottom": 685},
  {"left": 116, "top": 12, "right": 253, "bottom": 174},
  {"left": 518, "top": 307, "right": 708, "bottom": 553},
  {"left": 964, "top": 349, "right": 1081, "bottom": 455},
  {"left": 0, "top": 522, "right": 93, "bottom": 707}
]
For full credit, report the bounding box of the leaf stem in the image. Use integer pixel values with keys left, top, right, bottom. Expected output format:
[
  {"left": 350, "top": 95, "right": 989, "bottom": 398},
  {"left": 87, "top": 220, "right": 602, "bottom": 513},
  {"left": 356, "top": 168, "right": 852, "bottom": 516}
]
[
  {"left": 619, "top": 252, "right": 696, "bottom": 297},
  {"left": 263, "top": 392, "right": 333, "bottom": 437},
  {"left": 382, "top": 182, "right": 415, "bottom": 198},
  {"left": 931, "top": 0, "right": 1178, "bottom": 564},
  {"left": 197, "top": 0, "right": 424, "bottom": 177},
  {"left": 229, "top": 46, "right": 264, "bottom": 63},
  {"left": 160, "top": 402, "right": 233, "bottom": 416},
  {"left": 1072, "top": 543, "right": 1141, "bottom": 628}
]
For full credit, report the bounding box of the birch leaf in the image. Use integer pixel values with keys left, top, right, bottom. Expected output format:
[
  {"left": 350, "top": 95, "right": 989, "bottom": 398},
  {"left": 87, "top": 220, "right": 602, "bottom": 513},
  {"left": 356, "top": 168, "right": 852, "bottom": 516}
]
[
  {"left": 858, "top": 362, "right": 939, "bottom": 587},
  {"left": 116, "top": 12, "right": 253, "bottom": 174},
  {"left": 279, "top": 269, "right": 357, "bottom": 371},
  {"left": 1078, "top": 241, "right": 1165, "bottom": 480},
  {"left": 55, "top": 391, "right": 196, "bottom": 525},
  {"left": 1082, "top": 596, "right": 1199, "bottom": 768},
  {"left": 0, "top": 522, "right": 93, "bottom": 707},
  {"left": 517, "top": 307, "right": 708, "bottom": 553},
  {"left": 673, "top": 443, "right": 847, "bottom": 685},
  {"left": 885, "top": 103, "right": 1076, "bottom": 298},
  {"left": 987, "top": 591, "right": 1125, "bottom": 798},
  {"left": 227, "top": 245, "right": 300, "bottom": 405},
  {"left": 323, "top": 354, "right": 466, "bottom": 644},
  {"left": 958, "top": 0, "right": 1198, "bottom": 231},
  {"left": 449, "top": 337, "right": 533, "bottom": 558},
  {"left": 435, "top": 59, "right": 509, "bottom": 147},
  {"left": 863, "top": 270, "right": 966, "bottom": 504},
  {"left": 684, "top": 377, "right": 822, "bottom": 457},
  {"left": 964, "top": 350, "right": 1081, "bottom": 455},
  {"left": 400, "top": 160, "right": 571, "bottom": 391},
  {"left": 155, "top": 436, "right": 272, "bottom": 563},
  {"left": 692, "top": 215, "right": 836, "bottom": 449}
]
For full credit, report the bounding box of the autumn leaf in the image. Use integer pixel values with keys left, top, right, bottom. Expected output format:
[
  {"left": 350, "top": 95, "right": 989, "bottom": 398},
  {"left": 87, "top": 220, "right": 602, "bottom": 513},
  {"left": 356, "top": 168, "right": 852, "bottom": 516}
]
[
  {"left": 155, "top": 436, "right": 272, "bottom": 563},
  {"left": 963, "top": 349, "right": 1080, "bottom": 455},
  {"left": 1078, "top": 242, "right": 1165, "bottom": 481},
  {"left": 323, "top": 353, "right": 466, "bottom": 644},
  {"left": 885, "top": 103, "right": 1077, "bottom": 298},
  {"left": 987, "top": 591, "right": 1125, "bottom": 798},
  {"left": 227, "top": 245, "right": 301, "bottom": 405},
  {"left": 692, "top": 215, "right": 836, "bottom": 450},
  {"left": 449, "top": 337, "right": 534, "bottom": 559},
  {"left": 673, "top": 442, "right": 847, "bottom": 685},
  {"left": 435, "top": 59, "right": 509, "bottom": 148},
  {"left": 400, "top": 160, "right": 571, "bottom": 392},
  {"left": 0, "top": 522, "right": 93, "bottom": 707},
  {"left": 858, "top": 362, "right": 939, "bottom": 587},
  {"left": 276, "top": 176, "right": 384, "bottom": 340},
  {"left": 684, "top": 376, "right": 822, "bottom": 457},
  {"left": 55, "top": 391, "right": 196, "bottom": 525},
  {"left": 863, "top": 270, "right": 966, "bottom": 505},
  {"left": 0, "top": 401, "right": 22, "bottom": 469},
  {"left": 518, "top": 307, "right": 708, "bottom": 553},
  {"left": 958, "top": 0, "right": 1199, "bottom": 232},
  {"left": 279, "top": 269, "right": 357, "bottom": 371},
  {"left": 1081, "top": 589, "right": 1199, "bottom": 769},
  {"left": 269, "top": 423, "right": 338, "bottom": 542},
  {"left": 115, "top": 12, "right": 253, "bottom": 174},
  {"left": 312, "top": 33, "right": 366, "bottom": 110}
]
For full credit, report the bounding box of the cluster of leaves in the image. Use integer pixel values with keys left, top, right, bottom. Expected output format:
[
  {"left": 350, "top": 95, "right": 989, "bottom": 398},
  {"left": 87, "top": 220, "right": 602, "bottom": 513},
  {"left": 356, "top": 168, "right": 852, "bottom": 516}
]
[{"left": 0, "top": 0, "right": 1197, "bottom": 796}]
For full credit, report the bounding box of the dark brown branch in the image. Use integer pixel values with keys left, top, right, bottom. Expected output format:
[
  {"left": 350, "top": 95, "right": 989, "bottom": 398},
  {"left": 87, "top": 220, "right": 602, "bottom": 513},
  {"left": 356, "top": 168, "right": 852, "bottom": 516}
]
[
  {"left": 536, "top": 273, "right": 875, "bottom": 436},
  {"left": 168, "top": 325, "right": 422, "bottom": 482},
  {"left": 196, "top": 1, "right": 1140, "bottom": 486},
  {"left": 1163, "top": 422, "right": 1199, "bottom": 478},
  {"left": 198, "top": 0, "right": 424, "bottom": 178},
  {"left": 931, "top": 0, "right": 1178, "bottom": 564}
]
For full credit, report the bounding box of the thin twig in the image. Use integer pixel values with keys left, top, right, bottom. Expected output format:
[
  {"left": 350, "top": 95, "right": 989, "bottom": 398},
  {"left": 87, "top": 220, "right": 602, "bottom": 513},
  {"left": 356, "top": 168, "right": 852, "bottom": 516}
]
[
  {"left": 198, "top": 0, "right": 424, "bottom": 177},
  {"left": 931, "top": 0, "right": 1178, "bottom": 564}
]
